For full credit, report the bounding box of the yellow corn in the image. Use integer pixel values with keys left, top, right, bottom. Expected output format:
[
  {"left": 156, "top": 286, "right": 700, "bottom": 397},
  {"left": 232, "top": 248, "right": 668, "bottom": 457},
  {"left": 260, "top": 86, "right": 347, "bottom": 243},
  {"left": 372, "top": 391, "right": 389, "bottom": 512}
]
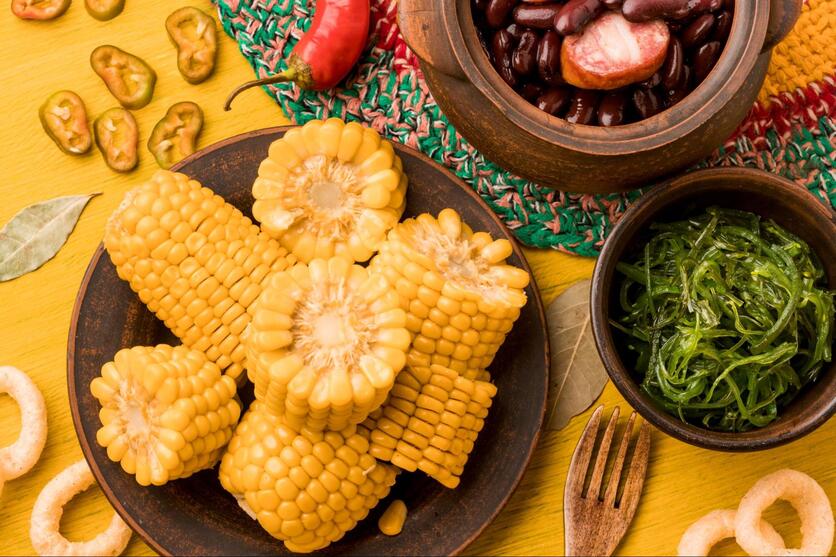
[
  {"left": 219, "top": 402, "right": 398, "bottom": 553},
  {"left": 104, "top": 170, "right": 296, "bottom": 380},
  {"left": 90, "top": 344, "right": 241, "bottom": 486},
  {"left": 246, "top": 257, "right": 409, "bottom": 432},
  {"left": 251, "top": 118, "right": 407, "bottom": 264},
  {"left": 369, "top": 209, "right": 529, "bottom": 381},
  {"left": 361, "top": 362, "right": 497, "bottom": 489},
  {"left": 377, "top": 499, "right": 407, "bottom": 536}
]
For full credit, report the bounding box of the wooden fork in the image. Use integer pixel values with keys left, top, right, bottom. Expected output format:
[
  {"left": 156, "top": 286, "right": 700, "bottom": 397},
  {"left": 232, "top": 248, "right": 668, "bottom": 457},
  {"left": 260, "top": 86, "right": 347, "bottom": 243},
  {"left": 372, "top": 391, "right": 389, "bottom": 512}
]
[{"left": 563, "top": 405, "right": 651, "bottom": 556}]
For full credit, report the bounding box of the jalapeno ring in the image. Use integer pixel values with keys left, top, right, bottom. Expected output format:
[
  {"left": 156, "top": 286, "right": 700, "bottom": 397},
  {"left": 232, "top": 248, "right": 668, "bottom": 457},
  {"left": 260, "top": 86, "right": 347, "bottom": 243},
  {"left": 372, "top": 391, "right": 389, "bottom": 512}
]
[
  {"left": 94, "top": 107, "right": 139, "bottom": 173},
  {"left": 147, "top": 101, "right": 204, "bottom": 169},
  {"left": 166, "top": 7, "right": 218, "bottom": 84},
  {"left": 85, "top": 0, "right": 124, "bottom": 20},
  {"left": 39, "top": 91, "right": 92, "bottom": 156},
  {"left": 90, "top": 45, "right": 157, "bottom": 110}
]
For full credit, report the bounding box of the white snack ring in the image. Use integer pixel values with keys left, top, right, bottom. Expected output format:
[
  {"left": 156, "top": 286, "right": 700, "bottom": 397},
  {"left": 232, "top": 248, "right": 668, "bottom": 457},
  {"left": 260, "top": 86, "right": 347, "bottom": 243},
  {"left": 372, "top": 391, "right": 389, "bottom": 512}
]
[
  {"left": 30, "top": 459, "right": 132, "bottom": 556},
  {"left": 735, "top": 469, "right": 834, "bottom": 557},
  {"left": 677, "top": 508, "right": 785, "bottom": 556},
  {"left": 0, "top": 365, "right": 47, "bottom": 480}
]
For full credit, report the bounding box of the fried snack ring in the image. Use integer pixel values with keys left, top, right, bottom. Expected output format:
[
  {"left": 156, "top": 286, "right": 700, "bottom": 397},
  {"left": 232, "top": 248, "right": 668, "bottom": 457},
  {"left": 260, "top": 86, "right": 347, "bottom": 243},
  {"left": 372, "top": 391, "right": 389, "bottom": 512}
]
[
  {"left": 30, "top": 459, "right": 132, "bottom": 556},
  {"left": 0, "top": 366, "right": 47, "bottom": 481},
  {"left": 677, "top": 509, "right": 785, "bottom": 556},
  {"left": 363, "top": 362, "right": 497, "bottom": 488},
  {"left": 735, "top": 469, "right": 834, "bottom": 557}
]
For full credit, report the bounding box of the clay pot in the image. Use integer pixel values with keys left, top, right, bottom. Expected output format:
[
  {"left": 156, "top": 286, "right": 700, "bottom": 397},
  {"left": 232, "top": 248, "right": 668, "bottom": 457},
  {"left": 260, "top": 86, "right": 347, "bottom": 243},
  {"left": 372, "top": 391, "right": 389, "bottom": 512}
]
[{"left": 398, "top": 0, "right": 802, "bottom": 193}]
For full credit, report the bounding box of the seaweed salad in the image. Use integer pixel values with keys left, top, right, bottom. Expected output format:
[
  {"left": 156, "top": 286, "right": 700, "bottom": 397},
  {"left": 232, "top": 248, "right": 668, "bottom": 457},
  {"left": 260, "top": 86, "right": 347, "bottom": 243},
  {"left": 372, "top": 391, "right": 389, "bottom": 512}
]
[{"left": 612, "top": 207, "right": 834, "bottom": 432}]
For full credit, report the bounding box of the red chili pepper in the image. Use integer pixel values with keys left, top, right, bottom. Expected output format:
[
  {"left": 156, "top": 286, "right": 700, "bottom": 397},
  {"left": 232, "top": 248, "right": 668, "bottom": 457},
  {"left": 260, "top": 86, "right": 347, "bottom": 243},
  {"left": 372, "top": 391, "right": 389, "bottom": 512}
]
[{"left": 224, "top": 0, "right": 371, "bottom": 110}]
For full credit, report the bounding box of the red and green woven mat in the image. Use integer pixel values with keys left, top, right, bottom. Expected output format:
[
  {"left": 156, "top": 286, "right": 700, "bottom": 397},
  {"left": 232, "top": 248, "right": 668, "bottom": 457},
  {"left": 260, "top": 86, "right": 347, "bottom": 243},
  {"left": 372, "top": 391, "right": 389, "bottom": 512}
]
[{"left": 213, "top": 0, "right": 835, "bottom": 257}]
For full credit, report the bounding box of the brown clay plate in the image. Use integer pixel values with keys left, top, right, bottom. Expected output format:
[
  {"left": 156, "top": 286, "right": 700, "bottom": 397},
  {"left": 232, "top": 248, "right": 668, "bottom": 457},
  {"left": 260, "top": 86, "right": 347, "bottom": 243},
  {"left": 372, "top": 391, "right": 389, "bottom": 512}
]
[{"left": 67, "top": 127, "right": 549, "bottom": 556}]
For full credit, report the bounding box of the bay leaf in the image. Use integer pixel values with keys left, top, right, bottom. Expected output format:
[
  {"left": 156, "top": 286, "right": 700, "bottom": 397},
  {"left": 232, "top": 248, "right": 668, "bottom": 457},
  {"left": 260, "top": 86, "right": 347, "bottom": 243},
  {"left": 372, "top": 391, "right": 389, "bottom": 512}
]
[
  {"left": 544, "top": 279, "right": 609, "bottom": 430},
  {"left": 0, "top": 194, "right": 99, "bottom": 282}
]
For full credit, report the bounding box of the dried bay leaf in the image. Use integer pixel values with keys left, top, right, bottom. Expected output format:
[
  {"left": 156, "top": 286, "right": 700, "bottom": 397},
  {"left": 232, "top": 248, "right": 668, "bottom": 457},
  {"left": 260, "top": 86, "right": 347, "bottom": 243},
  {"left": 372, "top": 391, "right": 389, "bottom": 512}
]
[
  {"left": 544, "top": 279, "right": 609, "bottom": 430},
  {"left": 0, "top": 194, "right": 99, "bottom": 282}
]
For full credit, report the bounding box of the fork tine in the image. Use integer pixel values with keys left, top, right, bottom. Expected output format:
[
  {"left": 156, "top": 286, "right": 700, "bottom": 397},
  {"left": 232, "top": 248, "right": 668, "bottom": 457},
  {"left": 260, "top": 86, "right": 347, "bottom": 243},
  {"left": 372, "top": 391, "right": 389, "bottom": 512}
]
[
  {"left": 603, "top": 411, "right": 636, "bottom": 506},
  {"left": 586, "top": 406, "right": 620, "bottom": 501},
  {"left": 565, "top": 405, "right": 604, "bottom": 499},
  {"left": 618, "top": 421, "right": 651, "bottom": 513}
]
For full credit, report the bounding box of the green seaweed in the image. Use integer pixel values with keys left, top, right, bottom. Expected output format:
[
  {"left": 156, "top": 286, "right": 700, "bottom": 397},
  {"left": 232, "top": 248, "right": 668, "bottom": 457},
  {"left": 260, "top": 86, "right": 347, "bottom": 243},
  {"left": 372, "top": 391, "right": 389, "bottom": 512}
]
[{"left": 612, "top": 207, "right": 834, "bottom": 432}]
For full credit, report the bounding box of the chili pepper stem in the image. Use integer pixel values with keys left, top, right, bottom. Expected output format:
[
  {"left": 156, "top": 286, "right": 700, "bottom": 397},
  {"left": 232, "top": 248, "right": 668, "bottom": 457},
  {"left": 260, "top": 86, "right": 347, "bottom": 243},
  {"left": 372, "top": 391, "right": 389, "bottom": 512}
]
[{"left": 223, "top": 69, "right": 297, "bottom": 111}]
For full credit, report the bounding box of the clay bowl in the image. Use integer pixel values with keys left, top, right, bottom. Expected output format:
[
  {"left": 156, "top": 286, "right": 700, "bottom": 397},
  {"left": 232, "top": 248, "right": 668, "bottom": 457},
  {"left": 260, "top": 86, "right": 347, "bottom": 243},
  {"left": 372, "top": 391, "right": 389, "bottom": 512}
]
[
  {"left": 67, "top": 127, "right": 549, "bottom": 556},
  {"left": 590, "top": 167, "right": 836, "bottom": 451},
  {"left": 398, "top": 0, "right": 801, "bottom": 193}
]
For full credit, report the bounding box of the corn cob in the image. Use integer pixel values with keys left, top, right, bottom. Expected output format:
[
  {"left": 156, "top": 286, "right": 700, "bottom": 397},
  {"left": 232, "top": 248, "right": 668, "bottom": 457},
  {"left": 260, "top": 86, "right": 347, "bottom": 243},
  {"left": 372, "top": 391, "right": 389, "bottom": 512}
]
[
  {"left": 246, "top": 257, "right": 410, "bottom": 432},
  {"left": 369, "top": 209, "right": 529, "bottom": 381},
  {"left": 90, "top": 344, "right": 241, "bottom": 486},
  {"left": 361, "top": 362, "right": 496, "bottom": 489},
  {"left": 104, "top": 170, "right": 296, "bottom": 381},
  {"left": 252, "top": 118, "right": 407, "bottom": 264},
  {"left": 219, "top": 402, "right": 398, "bottom": 553}
]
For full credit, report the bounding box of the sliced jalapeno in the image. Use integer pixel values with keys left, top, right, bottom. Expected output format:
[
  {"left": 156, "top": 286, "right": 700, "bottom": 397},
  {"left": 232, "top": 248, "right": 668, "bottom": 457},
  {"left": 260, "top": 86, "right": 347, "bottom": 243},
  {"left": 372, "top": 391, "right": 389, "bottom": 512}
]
[
  {"left": 165, "top": 7, "right": 218, "bottom": 84},
  {"left": 147, "top": 102, "right": 203, "bottom": 169},
  {"left": 85, "top": 0, "right": 124, "bottom": 20},
  {"left": 11, "top": 0, "right": 70, "bottom": 20},
  {"left": 90, "top": 45, "right": 157, "bottom": 110},
  {"left": 94, "top": 108, "right": 138, "bottom": 173},
  {"left": 39, "top": 91, "right": 92, "bottom": 156}
]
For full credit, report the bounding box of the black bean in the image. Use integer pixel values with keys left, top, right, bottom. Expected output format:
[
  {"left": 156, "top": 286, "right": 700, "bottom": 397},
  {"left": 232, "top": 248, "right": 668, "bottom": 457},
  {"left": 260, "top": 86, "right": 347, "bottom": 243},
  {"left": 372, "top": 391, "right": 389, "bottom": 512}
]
[
  {"left": 536, "top": 87, "right": 572, "bottom": 115},
  {"left": 513, "top": 2, "right": 562, "bottom": 29},
  {"left": 554, "top": 0, "right": 604, "bottom": 35},
  {"left": 474, "top": 0, "right": 490, "bottom": 11},
  {"left": 486, "top": 0, "right": 517, "bottom": 28},
  {"left": 639, "top": 70, "right": 662, "bottom": 89},
  {"left": 520, "top": 82, "right": 545, "bottom": 102},
  {"left": 597, "top": 91, "right": 628, "bottom": 126},
  {"left": 491, "top": 28, "right": 516, "bottom": 64},
  {"left": 632, "top": 87, "right": 663, "bottom": 119},
  {"left": 722, "top": 0, "right": 734, "bottom": 10},
  {"left": 603, "top": 0, "right": 623, "bottom": 6},
  {"left": 622, "top": 0, "right": 720, "bottom": 22},
  {"left": 693, "top": 40, "right": 721, "bottom": 82},
  {"left": 665, "top": 63, "right": 691, "bottom": 105},
  {"left": 512, "top": 29, "right": 539, "bottom": 76},
  {"left": 565, "top": 90, "right": 599, "bottom": 124},
  {"left": 711, "top": 11, "right": 731, "bottom": 42},
  {"left": 536, "top": 30, "right": 562, "bottom": 84},
  {"left": 682, "top": 14, "right": 715, "bottom": 49},
  {"left": 661, "top": 37, "right": 683, "bottom": 91},
  {"left": 505, "top": 22, "right": 525, "bottom": 39}
]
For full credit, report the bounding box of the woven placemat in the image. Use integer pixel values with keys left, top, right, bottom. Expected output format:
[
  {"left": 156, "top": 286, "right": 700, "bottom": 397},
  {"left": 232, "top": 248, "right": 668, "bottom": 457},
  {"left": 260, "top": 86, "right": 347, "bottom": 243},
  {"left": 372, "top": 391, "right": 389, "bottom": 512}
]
[{"left": 214, "top": 0, "right": 835, "bottom": 257}]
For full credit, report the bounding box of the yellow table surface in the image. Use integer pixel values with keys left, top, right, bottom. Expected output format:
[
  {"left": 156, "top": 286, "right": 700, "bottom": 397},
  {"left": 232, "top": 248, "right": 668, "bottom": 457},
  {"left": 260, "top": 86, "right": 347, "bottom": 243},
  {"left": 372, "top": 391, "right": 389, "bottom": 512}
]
[{"left": 0, "top": 2, "right": 833, "bottom": 555}]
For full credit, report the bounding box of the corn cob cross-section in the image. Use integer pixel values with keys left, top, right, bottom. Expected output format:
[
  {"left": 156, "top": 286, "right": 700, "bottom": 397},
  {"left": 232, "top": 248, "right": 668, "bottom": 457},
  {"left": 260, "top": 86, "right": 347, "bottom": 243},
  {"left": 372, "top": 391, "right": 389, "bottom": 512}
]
[
  {"left": 219, "top": 402, "right": 398, "bottom": 553},
  {"left": 361, "top": 362, "right": 497, "bottom": 489},
  {"left": 104, "top": 170, "right": 296, "bottom": 381},
  {"left": 246, "top": 257, "right": 410, "bottom": 432},
  {"left": 90, "top": 344, "right": 241, "bottom": 486},
  {"left": 252, "top": 118, "right": 407, "bottom": 264},
  {"left": 369, "top": 209, "right": 530, "bottom": 381}
]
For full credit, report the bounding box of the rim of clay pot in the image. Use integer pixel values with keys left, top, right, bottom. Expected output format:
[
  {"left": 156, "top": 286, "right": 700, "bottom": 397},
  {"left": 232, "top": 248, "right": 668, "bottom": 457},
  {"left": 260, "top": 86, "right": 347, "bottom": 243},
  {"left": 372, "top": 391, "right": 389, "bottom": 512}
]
[{"left": 445, "top": 1, "right": 768, "bottom": 155}]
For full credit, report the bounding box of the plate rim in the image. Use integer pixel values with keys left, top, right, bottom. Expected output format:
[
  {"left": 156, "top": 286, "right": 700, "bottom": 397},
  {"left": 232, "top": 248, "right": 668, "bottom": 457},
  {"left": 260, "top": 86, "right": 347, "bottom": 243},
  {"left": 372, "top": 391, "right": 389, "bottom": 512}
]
[{"left": 67, "top": 125, "right": 550, "bottom": 556}]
